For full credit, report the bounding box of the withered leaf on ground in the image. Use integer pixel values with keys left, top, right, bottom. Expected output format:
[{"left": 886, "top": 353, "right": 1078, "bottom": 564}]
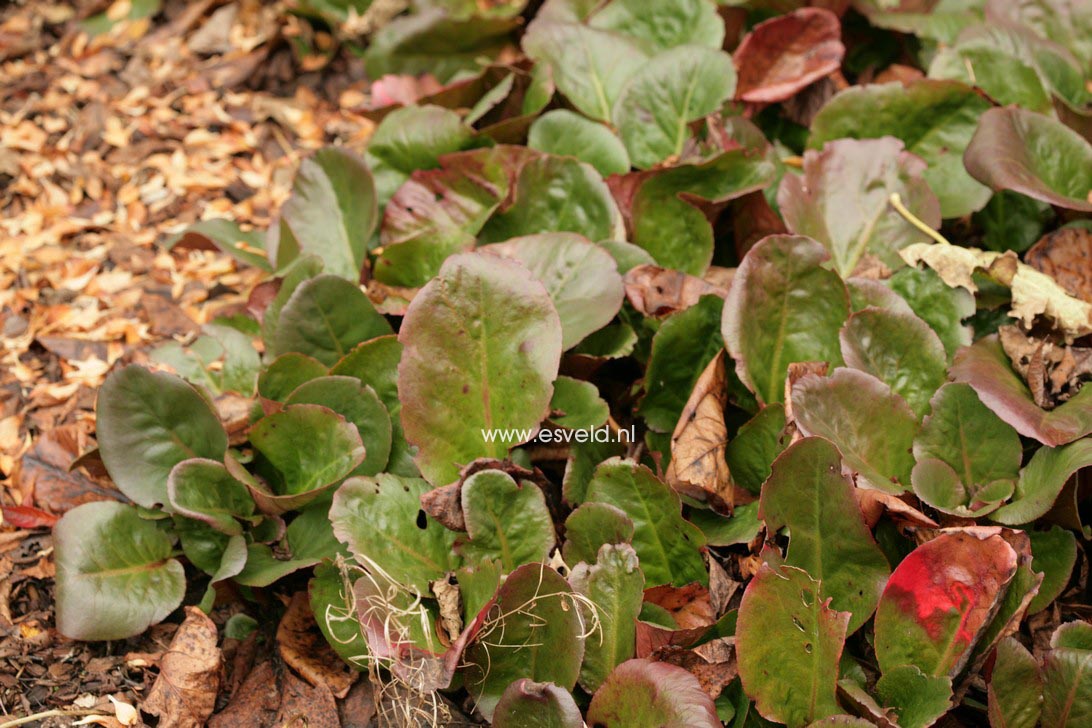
[{"left": 143, "top": 607, "right": 222, "bottom": 728}]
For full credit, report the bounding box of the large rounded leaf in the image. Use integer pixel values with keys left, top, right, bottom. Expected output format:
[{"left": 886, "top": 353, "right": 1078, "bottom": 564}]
[
  {"left": 493, "top": 680, "right": 583, "bottom": 728},
  {"left": 55, "top": 502, "right": 185, "bottom": 641},
  {"left": 458, "top": 469, "right": 555, "bottom": 571},
  {"left": 988, "top": 637, "right": 1042, "bottom": 728},
  {"left": 964, "top": 106, "right": 1092, "bottom": 212},
  {"left": 613, "top": 46, "right": 736, "bottom": 169},
  {"left": 793, "top": 368, "right": 919, "bottom": 493},
  {"left": 398, "top": 253, "right": 563, "bottom": 485},
  {"left": 586, "top": 658, "right": 719, "bottom": 728},
  {"left": 722, "top": 235, "right": 849, "bottom": 405},
  {"left": 589, "top": 0, "right": 725, "bottom": 52},
  {"left": 522, "top": 18, "right": 648, "bottom": 122},
  {"left": 269, "top": 275, "right": 392, "bottom": 367},
  {"left": 464, "top": 564, "right": 585, "bottom": 721},
  {"left": 96, "top": 365, "right": 227, "bottom": 508},
  {"left": 528, "top": 110, "right": 630, "bottom": 177},
  {"left": 760, "top": 438, "right": 890, "bottom": 633},
  {"left": 874, "top": 531, "right": 1019, "bottom": 678},
  {"left": 733, "top": 8, "right": 844, "bottom": 103},
  {"left": 992, "top": 437, "right": 1092, "bottom": 525},
  {"left": 809, "top": 80, "right": 992, "bottom": 217},
  {"left": 481, "top": 233, "right": 624, "bottom": 349},
  {"left": 284, "top": 376, "right": 392, "bottom": 477},
  {"left": 330, "top": 474, "right": 458, "bottom": 595},
  {"left": 778, "top": 137, "right": 941, "bottom": 277},
  {"left": 167, "top": 458, "right": 255, "bottom": 536},
  {"left": 737, "top": 563, "right": 849, "bottom": 727},
  {"left": 281, "top": 147, "right": 376, "bottom": 280}
]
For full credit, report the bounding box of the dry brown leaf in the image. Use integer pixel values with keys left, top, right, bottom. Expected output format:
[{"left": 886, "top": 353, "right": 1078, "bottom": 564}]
[
  {"left": 276, "top": 592, "right": 356, "bottom": 699},
  {"left": 623, "top": 264, "right": 730, "bottom": 318},
  {"left": 143, "top": 607, "right": 222, "bottom": 728},
  {"left": 1025, "top": 226, "right": 1092, "bottom": 303},
  {"left": 665, "top": 351, "right": 732, "bottom": 514}
]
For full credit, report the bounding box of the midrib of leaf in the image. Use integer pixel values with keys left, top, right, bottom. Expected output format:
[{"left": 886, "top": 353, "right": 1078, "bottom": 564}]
[
  {"left": 314, "top": 298, "right": 346, "bottom": 358},
  {"left": 84, "top": 559, "right": 172, "bottom": 578},
  {"left": 673, "top": 70, "right": 702, "bottom": 158}
]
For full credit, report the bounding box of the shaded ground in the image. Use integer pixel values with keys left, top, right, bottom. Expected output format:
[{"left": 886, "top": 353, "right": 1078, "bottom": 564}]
[{"left": 1, "top": 1, "right": 378, "bottom": 723}]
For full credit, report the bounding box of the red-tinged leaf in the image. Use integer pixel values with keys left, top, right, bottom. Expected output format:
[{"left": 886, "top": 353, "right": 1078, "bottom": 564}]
[
  {"left": 737, "top": 563, "right": 848, "bottom": 727},
  {"left": 733, "top": 8, "right": 845, "bottom": 103},
  {"left": 988, "top": 637, "right": 1042, "bottom": 728},
  {"left": 1042, "top": 622, "right": 1092, "bottom": 727},
  {"left": 368, "top": 73, "right": 444, "bottom": 109},
  {"left": 493, "top": 680, "right": 583, "bottom": 728},
  {"left": 586, "top": 658, "right": 720, "bottom": 728},
  {"left": 1, "top": 504, "right": 58, "bottom": 529},
  {"left": 874, "top": 530, "right": 1019, "bottom": 678},
  {"left": 951, "top": 336, "right": 1092, "bottom": 446}
]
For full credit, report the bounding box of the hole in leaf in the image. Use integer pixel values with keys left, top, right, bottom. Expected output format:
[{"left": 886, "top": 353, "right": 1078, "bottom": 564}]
[{"left": 416, "top": 509, "right": 427, "bottom": 529}]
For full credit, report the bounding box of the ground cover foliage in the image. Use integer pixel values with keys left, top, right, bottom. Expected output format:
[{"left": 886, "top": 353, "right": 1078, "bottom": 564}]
[{"left": 13, "top": 0, "right": 1092, "bottom": 725}]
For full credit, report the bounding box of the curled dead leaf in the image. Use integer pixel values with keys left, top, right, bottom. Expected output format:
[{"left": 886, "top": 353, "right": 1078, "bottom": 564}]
[
  {"left": 276, "top": 592, "right": 356, "bottom": 699},
  {"left": 143, "top": 607, "right": 222, "bottom": 728},
  {"left": 623, "top": 264, "right": 731, "bottom": 317}
]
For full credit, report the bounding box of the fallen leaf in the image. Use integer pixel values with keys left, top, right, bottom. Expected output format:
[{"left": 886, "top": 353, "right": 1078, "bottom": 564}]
[
  {"left": 276, "top": 592, "right": 356, "bottom": 699},
  {"left": 143, "top": 607, "right": 222, "bottom": 728},
  {"left": 1025, "top": 226, "right": 1092, "bottom": 304},
  {"left": 623, "top": 264, "right": 731, "bottom": 318}
]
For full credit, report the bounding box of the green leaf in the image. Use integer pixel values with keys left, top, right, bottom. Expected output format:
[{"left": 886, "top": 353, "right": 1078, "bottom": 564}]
[
  {"left": 725, "top": 405, "right": 787, "bottom": 495},
  {"left": 458, "top": 469, "right": 555, "bottom": 571},
  {"left": 911, "top": 458, "right": 1014, "bottom": 518},
  {"left": 369, "top": 105, "right": 476, "bottom": 172},
  {"left": 310, "top": 562, "right": 370, "bottom": 668},
  {"left": 886, "top": 266, "right": 974, "bottom": 360},
  {"left": 722, "top": 235, "right": 849, "bottom": 405},
  {"left": 493, "top": 680, "right": 583, "bottom": 728},
  {"left": 630, "top": 150, "right": 777, "bottom": 274},
  {"left": 522, "top": 18, "right": 649, "bottom": 122},
  {"left": 613, "top": 46, "right": 736, "bottom": 169},
  {"left": 840, "top": 308, "right": 947, "bottom": 418},
  {"left": 964, "top": 106, "right": 1092, "bottom": 212},
  {"left": 988, "top": 637, "right": 1042, "bottom": 728},
  {"left": 479, "top": 155, "right": 623, "bottom": 243},
  {"left": 570, "top": 543, "right": 644, "bottom": 692},
  {"left": 281, "top": 148, "right": 376, "bottom": 280},
  {"left": 993, "top": 438, "right": 1092, "bottom": 525},
  {"left": 973, "top": 190, "right": 1051, "bottom": 254},
  {"left": 550, "top": 376, "right": 610, "bottom": 430},
  {"left": 761, "top": 438, "right": 891, "bottom": 634},
  {"left": 737, "top": 563, "right": 848, "bottom": 727},
  {"left": 374, "top": 146, "right": 527, "bottom": 287},
  {"left": 256, "top": 349, "right": 327, "bottom": 401},
  {"left": 54, "top": 502, "right": 185, "bottom": 641},
  {"left": 589, "top": 0, "right": 725, "bottom": 51},
  {"left": 285, "top": 376, "right": 393, "bottom": 477},
  {"left": 853, "top": 0, "right": 983, "bottom": 44},
  {"left": 562, "top": 503, "right": 634, "bottom": 567},
  {"left": 586, "top": 658, "right": 720, "bottom": 728},
  {"left": 808, "top": 80, "right": 992, "bottom": 217},
  {"left": 640, "top": 295, "right": 725, "bottom": 432},
  {"left": 465, "top": 564, "right": 585, "bottom": 720},
  {"left": 586, "top": 458, "right": 707, "bottom": 587},
  {"left": 482, "top": 232, "right": 624, "bottom": 349},
  {"left": 528, "top": 110, "right": 630, "bottom": 177},
  {"left": 1028, "top": 526, "right": 1078, "bottom": 614},
  {"left": 874, "top": 665, "right": 953, "bottom": 728},
  {"left": 689, "top": 501, "right": 762, "bottom": 547},
  {"left": 167, "top": 458, "right": 255, "bottom": 536},
  {"left": 269, "top": 275, "right": 392, "bottom": 367},
  {"left": 951, "top": 335, "right": 1092, "bottom": 447},
  {"left": 238, "top": 404, "right": 365, "bottom": 513},
  {"left": 915, "top": 383, "right": 1022, "bottom": 488},
  {"left": 792, "top": 368, "right": 919, "bottom": 493},
  {"left": 874, "top": 531, "right": 1019, "bottom": 678},
  {"left": 233, "top": 542, "right": 322, "bottom": 588},
  {"left": 259, "top": 254, "right": 323, "bottom": 347},
  {"left": 330, "top": 474, "right": 458, "bottom": 594},
  {"left": 364, "top": 10, "right": 519, "bottom": 84},
  {"left": 988, "top": 0, "right": 1092, "bottom": 69},
  {"left": 1042, "top": 643, "right": 1092, "bottom": 727},
  {"left": 398, "top": 253, "right": 562, "bottom": 485},
  {"left": 779, "top": 137, "right": 941, "bottom": 277},
  {"left": 928, "top": 31, "right": 1054, "bottom": 114},
  {"left": 96, "top": 365, "right": 227, "bottom": 508},
  {"left": 162, "top": 218, "right": 270, "bottom": 271}
]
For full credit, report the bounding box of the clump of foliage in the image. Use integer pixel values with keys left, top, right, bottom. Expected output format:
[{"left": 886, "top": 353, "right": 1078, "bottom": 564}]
[{"left": 56, "top": 0, "right": 1092, "bottom": 725}]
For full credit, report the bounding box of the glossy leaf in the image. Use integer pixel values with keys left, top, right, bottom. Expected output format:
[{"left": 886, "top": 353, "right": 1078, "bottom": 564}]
[
  {"left": 874, "top": 665, "right": 953, "bottom": 728},
  {"left": 562, "top": 502, "right": 634, "bottom": 566},
  {"left": 887, "top": 266, "right": 975, "bottom": 360},
  {"left": 737, "top": 563, "right": 848, "bottom": 727},
  {"left": 163, "top": 218, "right": 270, "bottom": 271},
  {"left": 722, "top": 235, "right": 849, "bottom": 405},
  {"left": 1042, "top": 639, "right": 1092, "bottom": 727},
  {"left": 779, "top": 137, "right": 941, "bottom": 276},
  {"left": 167, "top": 458, "right": 255, "bottom": 536},
  {"left": 281, "top": 147, "right": 376, "bottom": 280},
  {"left": 550, "top": 376, "right": 610, "bottom": 430},
  {"left": 993, "top": 437, "right": 1092, "bottom": 525},
  {"left": 589, "top": 0, "right": 724, "bottom": 52},
  {"left": 482, "top": 233, "right": 624, "bottom": 349},
  {"left": 733, "top": 8, "right": 844, "bottom": 103},
  {"left": 55, "top": 502, "right": 185, "bottom": 641},
  {"left": 874, "top": 531, "right": 1019, "bottom": 678},
  {"left": 1027, "top": 526, "right": 1078, "bottom": 614},
  {"left": 330, "top": 474, "right": 458, "bottom": 594},
  {"left": 964, "top": 107, "right": 1092, "bottom": 212},
  {"left": 96, "top": 365, "right": 227, "bottom": 508},
  {"left": 586, "top": 658, "right": 720, "bottom": 728},
  {"left": 840, "top": 307, "right": 948, "bottom": 418},
  {"left": 458, "top": 469, "right": 555, "bottom": 571},
  {"left": 269, "top": 275, "right": 393, "bottom": 367},
  {"left": 585, "top": 458, "right": 707, "bottom": 587},
  {"left": 613, "top": 46, "right": 736, "bottom": 169},
  {"left": 725, "top": 404, "right": 787, "bottom": 495},
  {"left": 988, "top": 637, "right": 1042, "bottom": 728},
  {"left": 398, "top": 253, "right": 562, "bottom": 485},
  {"left": 792, "top": 368, "right": 919, "bottom": 493},
  {"left": 464, "top": 564, "right": 585, "bottom": 721},
  {"left": 284, "top": 376, "right": 392, "bottom": 477},
  {"left": 761, "top": 438, "right": 891, "bottom": 633},
  {"left": 493, "top": 680, "right": 583, "bottom": 728},
  {"left": 570, "top": 543, "right": 644, "bottom": 692},
  {"left": 809, "top": 80, "right": 992, "bottom": 217},
  {"left": 528, "top": 110, "right": 630, "bottom": 177}
]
